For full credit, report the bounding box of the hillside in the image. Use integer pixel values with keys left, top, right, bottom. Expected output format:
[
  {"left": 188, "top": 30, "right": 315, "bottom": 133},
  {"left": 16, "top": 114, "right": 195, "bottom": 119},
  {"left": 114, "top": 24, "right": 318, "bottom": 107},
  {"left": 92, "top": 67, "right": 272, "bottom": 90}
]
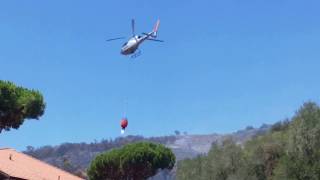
[
  {"left": 24, "top": 125, "right": 270, "bottom": 179},
  {"left": 176, "top": 102, "right": 320, "bottom": 180}
]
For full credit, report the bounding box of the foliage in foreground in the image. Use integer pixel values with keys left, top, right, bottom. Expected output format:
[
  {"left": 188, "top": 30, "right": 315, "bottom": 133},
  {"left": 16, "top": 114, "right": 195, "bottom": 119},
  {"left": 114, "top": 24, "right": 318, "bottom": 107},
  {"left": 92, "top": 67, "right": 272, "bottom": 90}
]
[
  {"left": 87, "top": 142, "right": 175, "bottom": 180},
  {"left": 0, "top": 80, "right": 45, "bottom": 132},
  {"left": 25, "top": 135, "right": 177, "bottom": 178},
  {"left": 177, "top": 102, "right": 320, "bottom": 180}
]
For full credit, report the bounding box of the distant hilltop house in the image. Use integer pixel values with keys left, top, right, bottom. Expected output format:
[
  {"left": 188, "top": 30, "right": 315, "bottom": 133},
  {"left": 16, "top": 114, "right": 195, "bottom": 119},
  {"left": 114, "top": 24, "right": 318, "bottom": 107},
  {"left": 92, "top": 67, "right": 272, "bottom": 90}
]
[{"left": 0, "top": 148, "right": 84, "bottom": 180}]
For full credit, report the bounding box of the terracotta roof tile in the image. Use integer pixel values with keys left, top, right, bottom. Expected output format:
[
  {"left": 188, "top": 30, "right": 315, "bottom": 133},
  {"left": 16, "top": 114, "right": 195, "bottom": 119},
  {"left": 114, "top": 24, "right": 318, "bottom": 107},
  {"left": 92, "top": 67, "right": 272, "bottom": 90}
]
[{"left": 0, "top": 148, "right": 84, "bottom": 180}]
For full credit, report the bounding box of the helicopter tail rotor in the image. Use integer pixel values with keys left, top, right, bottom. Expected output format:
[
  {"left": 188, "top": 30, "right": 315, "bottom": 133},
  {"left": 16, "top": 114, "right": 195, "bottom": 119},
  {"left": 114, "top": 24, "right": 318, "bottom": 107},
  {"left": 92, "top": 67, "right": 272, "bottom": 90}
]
[{"left": 152, "top": 19, "right": 160, "bottom": 38}]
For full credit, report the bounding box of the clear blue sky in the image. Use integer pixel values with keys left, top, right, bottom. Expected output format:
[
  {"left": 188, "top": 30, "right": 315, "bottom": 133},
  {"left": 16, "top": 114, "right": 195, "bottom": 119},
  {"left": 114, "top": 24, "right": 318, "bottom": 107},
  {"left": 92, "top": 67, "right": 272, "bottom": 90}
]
[{"left": 1, "top": 0, "right": 320, "bottom": 151}]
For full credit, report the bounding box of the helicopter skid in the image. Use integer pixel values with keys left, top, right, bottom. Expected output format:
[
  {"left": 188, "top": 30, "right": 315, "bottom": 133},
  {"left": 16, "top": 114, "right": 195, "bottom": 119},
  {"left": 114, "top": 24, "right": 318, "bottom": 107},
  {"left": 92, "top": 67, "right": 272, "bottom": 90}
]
[{"left": 131, "top": 49, "right": 141, "bottom": 58}]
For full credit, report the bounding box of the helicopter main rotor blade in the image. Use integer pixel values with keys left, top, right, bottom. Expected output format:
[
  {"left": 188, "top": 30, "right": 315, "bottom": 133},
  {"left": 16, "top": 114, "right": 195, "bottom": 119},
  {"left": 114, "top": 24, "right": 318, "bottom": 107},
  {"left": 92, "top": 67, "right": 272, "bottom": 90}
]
[
  {"left": 147, "top": 38, "right": 164, "bottom": 42},
  {"left": 131, "top": 19, "right": 135, "bottom": 36},
  {"left": 106, "top": 37, "right": 126, "bottom": 42}
]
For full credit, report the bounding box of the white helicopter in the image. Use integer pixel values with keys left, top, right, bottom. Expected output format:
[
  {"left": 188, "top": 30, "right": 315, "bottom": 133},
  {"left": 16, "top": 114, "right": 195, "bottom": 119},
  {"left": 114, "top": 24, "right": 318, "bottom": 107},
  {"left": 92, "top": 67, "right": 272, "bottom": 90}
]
[{"left": 106, "top": 19, "right": 163, "bottom": 58}]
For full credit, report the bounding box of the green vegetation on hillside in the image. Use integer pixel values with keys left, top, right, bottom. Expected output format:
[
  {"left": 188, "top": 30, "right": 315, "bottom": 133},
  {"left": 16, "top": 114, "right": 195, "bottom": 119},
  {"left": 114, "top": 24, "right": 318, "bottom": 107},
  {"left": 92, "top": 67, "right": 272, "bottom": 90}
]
[
  {"left": 87, "top": 142, "right": 175, "bottom": 180},
  {"left": 25, "top": 135, "right": 177, "bottom": 178},
  {"left": 177, "top": 102, "right": 320, "bottom": 180},
  {"left": 0, "top": 80, "right": 45, "bottom": 132}
]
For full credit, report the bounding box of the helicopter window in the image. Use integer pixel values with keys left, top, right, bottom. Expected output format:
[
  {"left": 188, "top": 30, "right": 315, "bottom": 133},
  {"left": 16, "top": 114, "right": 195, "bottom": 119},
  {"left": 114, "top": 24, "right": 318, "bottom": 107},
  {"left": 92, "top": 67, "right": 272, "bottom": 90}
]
[{"left": 122, "top": 42, "right": 128, "bottom": 46}]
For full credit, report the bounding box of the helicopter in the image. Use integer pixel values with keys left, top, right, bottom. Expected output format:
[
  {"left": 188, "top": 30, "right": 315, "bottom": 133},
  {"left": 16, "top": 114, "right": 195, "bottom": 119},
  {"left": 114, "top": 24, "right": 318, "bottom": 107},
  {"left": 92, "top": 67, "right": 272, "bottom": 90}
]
[{"left": 106, "top": 19, "right": 163, "bottom": 58}]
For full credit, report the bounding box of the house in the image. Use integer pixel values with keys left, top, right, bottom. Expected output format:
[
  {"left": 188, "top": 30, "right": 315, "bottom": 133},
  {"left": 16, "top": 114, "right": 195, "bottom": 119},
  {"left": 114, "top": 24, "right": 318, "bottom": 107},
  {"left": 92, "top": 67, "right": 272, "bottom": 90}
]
[{"left": 0, "top": 148, "right": 84, "bottom": 180}]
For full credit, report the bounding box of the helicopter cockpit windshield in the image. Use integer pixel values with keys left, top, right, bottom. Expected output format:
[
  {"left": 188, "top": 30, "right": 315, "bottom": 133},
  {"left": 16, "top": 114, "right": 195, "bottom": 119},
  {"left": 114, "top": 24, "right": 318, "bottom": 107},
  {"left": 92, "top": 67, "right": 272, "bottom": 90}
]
[{"left": 122, "top": 42, "right": 128, "bottom": 47}]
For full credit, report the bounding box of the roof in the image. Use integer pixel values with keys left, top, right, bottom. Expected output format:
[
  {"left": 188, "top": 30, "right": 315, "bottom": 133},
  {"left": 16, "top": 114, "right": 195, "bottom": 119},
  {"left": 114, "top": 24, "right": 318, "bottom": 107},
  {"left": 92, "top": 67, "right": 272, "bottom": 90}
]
[{"left": 0, "top": 148, "right": 84, "bottom": 180}]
